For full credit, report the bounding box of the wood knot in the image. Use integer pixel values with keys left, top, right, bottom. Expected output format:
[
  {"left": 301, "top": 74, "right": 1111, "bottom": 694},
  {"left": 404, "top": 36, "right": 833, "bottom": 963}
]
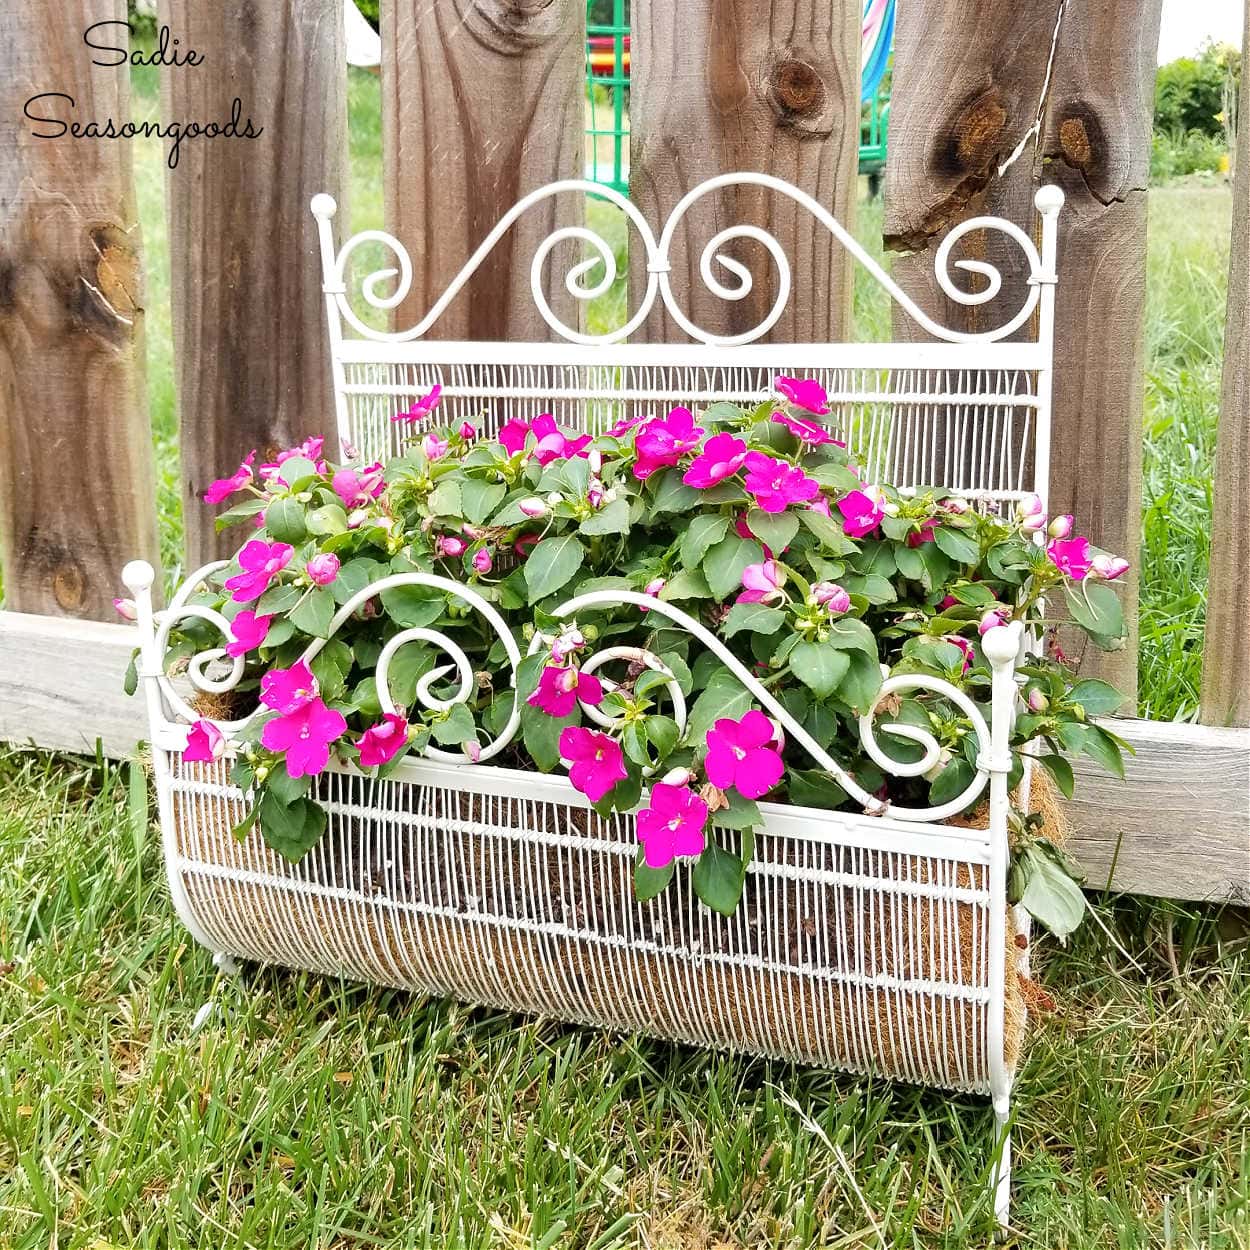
[
  {"left": 765, "top": 54, "right": 834, "bottom": 135},
  {"left": 53, "top": 559, "right": 88, "bottom": 613},
  {"left": 1058, "top": 115, "right": 1092, "bottom": 167},
  {"left": 950, "top": 88, "right": 1009, "bottom": 169},
  {"left": 469, "top": 0, "right": 568, "bottom": 53}
]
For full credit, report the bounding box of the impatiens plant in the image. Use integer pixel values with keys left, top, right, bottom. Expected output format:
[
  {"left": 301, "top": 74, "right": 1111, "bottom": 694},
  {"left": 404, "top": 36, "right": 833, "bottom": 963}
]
[{"left": 133, "top": 377, "right": 1133, "bottom": 940}]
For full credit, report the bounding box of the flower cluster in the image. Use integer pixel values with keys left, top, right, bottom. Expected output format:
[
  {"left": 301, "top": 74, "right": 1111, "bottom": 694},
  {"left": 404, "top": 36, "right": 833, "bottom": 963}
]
[{"left": 137, "top": 377, "right": 1129, "bottom": 931}]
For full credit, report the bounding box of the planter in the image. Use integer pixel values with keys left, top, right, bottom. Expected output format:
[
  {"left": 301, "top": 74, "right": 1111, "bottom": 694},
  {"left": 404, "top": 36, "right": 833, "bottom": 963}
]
[{"left": 124, "top": 171, "right": 1070, "bottom": 1227}]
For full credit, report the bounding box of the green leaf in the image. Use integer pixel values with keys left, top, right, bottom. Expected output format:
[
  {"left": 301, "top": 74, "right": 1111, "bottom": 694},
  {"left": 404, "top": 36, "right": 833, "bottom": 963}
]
[
  {"left": 275, "top": 456, "right": 319, "bottom": 489},
  {"left": 306, "top": 504, "right": 349, "bottom": 536},
  {"left": 230, "top": 803, "right": 260, "bottom": 841},
  {"left": 380, "top": 585, "right": 445, "bottom": 629},
  {"left": 331, "top": 557, "right": 389, "bottom": 606},
  {"left": 431, "top": 702, "right": 477, "bottom": 747},
  {"left": 712, "top": 793, "right": 761, "bottom": 830},
  {"left": 929, "top": 758, "right": 975, "bottom": 807},
  {"left": 1081, "top": 724, "right": 1126, "bottom": 780},
  {"left": 687, "top": 675, "right": 753, "bottom": 742},
  {"left": 838, "top": 573, "right": 896, "bottom": 604},
  {"left": 256, "top": 582, "right": 302, "bottom": 616},
  {"left": 703, "top": 534, "right": 763, "bottom": 599},
  {"left": 790, "top": 640, "right": 850, "bottom": 698},
  {"left": 123, "top": 648, "right": 139, "bottom": 697},
  {"left": 1037, "top": 754, "right": 1075, "bottom": 800},
  {"left": 933, "top": 526, "right": 980, "bottom": 565},
  {"left": 1068, "top": 678, "right": 1124, "bottom": 717},
  {"left": 387, "top": 643, "right": 434, "bottom": 705},
  {"left": 264, "top": 496, "right": 307, "bottom": 544},
  {"left": 266, "top": 761, "right": 312, "bottom": 806},
  {"left": 1019, "top": 846, "right": 1087, "bottom": 943},
  {"left": 679, "top": 514, "right": 730, "bottom": 568},
  {"left": 808, "top": 461, "right": 861, "bottom": 493},
  {"left": 460, "top": 479, "right": 506, "bottom": 525},
  {"left": 798, "top": 507, "right": 852, "bottom": 553},
  {"left": 824, "top": 616, "right": 878, "bottom": 654},
  {"left": 658, "top": 567, "right": 711, "bottom": 601},
  {"left": 787, "top": 770, "right": 847, "bottom": 811},
  {"left": 634, "top": 851, "right": 674, "bottom": 902},
  {"left": 645, "top": 714, "right": 681, "bottom": 757},
  {"left": 288, "top": 587, "right": 335, "bottom": 639},
  {"left": 525, "top": 536, "right": 586, "bottom": 604},
  {"left": 836, "top": 649, "right": 884, "bottom": 714},
  {"left": 214, "top": 497, "right": 267, "bottom": 531},
  {"left": 692, "top": 843, "right": 746, "bottom": 916},
  {"left": 722, "top": 603, "right": 785, "bottom": 639},
  {"left": 579, "top": 497, "right": 631, "bottom": 536},
  {"left": 651, "top": 468, "right": 701, "bottom": 514},
  {"left": 951, "top": 582, "right": 998, "bottom": 607},
  {"left": 747, "top": 509, "right": 799, "bottom": 552},
  {"left": 622, "top": 721, "right": 651, "bottom": 767},
  {"left": 1064, "top": 582, "right": 1125, "bottom": 645},
  {"left": 257, "top": 792, "right": 327, "bottom": 862},
  {"left": 427, "top": 480, "right": 462, "bottom": 518}
]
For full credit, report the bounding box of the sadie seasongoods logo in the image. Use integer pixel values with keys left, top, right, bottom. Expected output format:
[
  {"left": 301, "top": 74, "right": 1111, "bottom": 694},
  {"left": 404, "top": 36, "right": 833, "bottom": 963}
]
[{"left": 22, "top": 21, "right": 263, "bottom": 170}]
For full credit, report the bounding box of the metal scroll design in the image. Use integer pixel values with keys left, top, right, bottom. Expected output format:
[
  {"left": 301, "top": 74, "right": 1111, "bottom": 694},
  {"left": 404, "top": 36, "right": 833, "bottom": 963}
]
[
  {"left": 155, "top": 572, "right": 1001, "bottom": 821},
  {"left": 313, "top": 172, "right": 1058, "bottom": 349}
]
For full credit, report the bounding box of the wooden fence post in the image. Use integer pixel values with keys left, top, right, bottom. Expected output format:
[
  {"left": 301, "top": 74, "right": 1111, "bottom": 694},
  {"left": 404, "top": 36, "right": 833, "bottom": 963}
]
[
  {"left": 382, "top": 0, "right": 586, "bottom": 340},
  {"left": 0, "top": 0, "right": 159, "bottom": 618},
  {"left": 884, "top": 0, "right": 1163, "bottom": 705},
  {"left": 161, "top": 0, "right": 349, "bottom": 566},
  {"left": 629, "top": 0, "right": 861, "bottom": 343},
  {"left": 1199, "top": 0, "right": 1250, "bottom": 729}
]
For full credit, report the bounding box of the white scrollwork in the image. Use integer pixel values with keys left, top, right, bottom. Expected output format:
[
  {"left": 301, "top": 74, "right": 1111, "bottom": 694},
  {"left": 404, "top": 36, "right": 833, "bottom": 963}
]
[
  {"left": 312, "top": 173, "right": 1063, "bottom": 349},
  {"left": 144, "top": 562, "right": 1018, "bottom": 819}
]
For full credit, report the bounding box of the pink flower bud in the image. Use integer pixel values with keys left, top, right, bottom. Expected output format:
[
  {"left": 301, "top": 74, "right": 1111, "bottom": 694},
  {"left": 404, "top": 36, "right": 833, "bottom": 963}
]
[
  {"left": 1026, "top": 687, "right": 1049, "bottom": 713},
  {"left": 463, "top": 740, "right": 482, "bottom": 763},
  {"left": 113, "top": 597, "right": 138, "bottom": 621},
  {"left": 588, "top": 449, "right": 603, "bottom": 474},
  {"left": 811, "top": 581, "right": 851, "bottom": 615},
  {"left": 1047, "top": 513, "right": 1074, "bottom": 540},
  {"left": 1091, "top": 553, "right": 1130, "bottom": 581},
  {"left": 459, "top": 421, "right": 476, "bottom": 440},
  {"left": 436, "top": 535, "right": 467, "bottom": 558},
  {"left": 471, "top": 547, "right": 493, "bottom": 574},
  {"left": 661, "top": 766, "right": 693, "bottom": 787},
  {"left": 643, "top": 577, "right": 666, "bottom": 597},
  {"left": 305, "top": 553, "right": 341, "bottom": 586},
  {"left": 941, "top": 496, "right": 971, "bottom": 514},
  {"left": 1016, "top": 492, "right": 1047, "bottom": 533},
  {"left": 551, "top": 628, "right": 586, "bottom": 663},
  {"left": 978, "top": 607, "right": 1008, "bottom": 635},
  {"left": 518, "top": 497, "right": 546, "bottom": 519},
  {"left": 587, "top": 479, "right": 605, "bottom": 509},
  {"left": 422, "top": 433, "right": 449, "bottom": 461}
]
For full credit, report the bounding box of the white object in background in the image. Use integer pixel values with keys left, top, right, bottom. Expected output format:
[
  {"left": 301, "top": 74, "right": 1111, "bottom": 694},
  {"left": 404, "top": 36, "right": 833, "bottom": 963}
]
[{"left": 343, "top": 0, "right": 381, "bottom": 68}]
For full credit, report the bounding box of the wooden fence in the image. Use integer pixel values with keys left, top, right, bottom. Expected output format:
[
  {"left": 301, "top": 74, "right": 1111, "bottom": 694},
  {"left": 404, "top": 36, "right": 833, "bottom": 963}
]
[{"left": 0, "top": 0, "right": 1245, "bottom": 902}]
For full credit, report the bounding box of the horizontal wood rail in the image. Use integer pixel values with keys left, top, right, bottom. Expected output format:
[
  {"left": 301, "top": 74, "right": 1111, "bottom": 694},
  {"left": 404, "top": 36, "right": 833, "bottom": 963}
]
[{"left": 2, "top": 611, "right": 1244, "bottom": 904}]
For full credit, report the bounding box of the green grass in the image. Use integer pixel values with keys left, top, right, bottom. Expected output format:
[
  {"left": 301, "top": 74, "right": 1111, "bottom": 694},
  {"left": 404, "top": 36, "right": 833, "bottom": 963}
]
[{"left": 0, "top": 747, "right": 1246, "bottom": 1247}]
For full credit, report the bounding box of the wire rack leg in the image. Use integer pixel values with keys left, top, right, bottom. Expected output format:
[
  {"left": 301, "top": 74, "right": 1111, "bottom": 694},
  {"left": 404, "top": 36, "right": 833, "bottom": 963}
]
[{"left": 992, "top": 1094, "right": 1012, "bottom": 1236}]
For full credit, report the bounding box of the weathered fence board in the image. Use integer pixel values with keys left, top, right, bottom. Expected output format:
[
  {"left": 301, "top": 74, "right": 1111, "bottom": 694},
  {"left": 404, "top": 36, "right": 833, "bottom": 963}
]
[
  {"left": 629, "top": 0, "right": 860, "bottom": 342},
  {"left": 4, "top": 614, "right": 1243, "bottom": 902},
  {"left": 1200, "top": 0, "right": 1250, "bottom": 729},
  {"left": 382, "top": 0, "right": 585, "bottom": 340},
  {"left": 160, "top": 0, "right": 348, "bottom": 566},
  {"left": 0, "top": 0, "right": 159, "bottom": 619},
  {"left": 884, "top": 0, "right": 1163, "bottom": 704}
]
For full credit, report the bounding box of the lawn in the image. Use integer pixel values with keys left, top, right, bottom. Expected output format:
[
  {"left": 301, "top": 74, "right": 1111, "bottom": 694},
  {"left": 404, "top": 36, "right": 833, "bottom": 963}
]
[{"left": 0, "top": 61, "right": 1245, "bottom": 1250}]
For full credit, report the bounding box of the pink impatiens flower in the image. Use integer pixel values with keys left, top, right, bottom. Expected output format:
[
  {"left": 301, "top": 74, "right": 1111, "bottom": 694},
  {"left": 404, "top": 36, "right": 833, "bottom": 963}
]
[
  {"left": 775, "top": 376, "right": 830, "bottom": 415},
  {"left": 306, "top": 553, "right": 340, "bottom": 586},
  {"left": 471, "top": 547, "right": 493, "bottom": 575},
  {"left": 559, "top": 726, "right": 628, "bottom": 802},
  {"left": 392, "top": 383, "right": 442, "bottom": 423},
  {"left": 422, "top": 432, "right": 449, "bottom": 462},
  {"left": 332, "top": 461, "right": 385, "bottom": 509},
  {"left": 528, "top": 665, "right": 605, "bottom": 718},
  {"left": 203, "top": 451, "right": 256, "bottom": 504},
  {"left": 811, "top": 582, "right": 851, "bottom": 615},
  {"left": 978, "top": 607, "right": 1009, "bottom": 635},
  {"left": 742, "top": 452, "right": 820, "bottom": 514},
  {"left": 260, "top": 658, "right": 318, "bottom": 716},
  {"left": 225, "top": 609, "right": 272, "bottom": 657},
  {"left": 550, "top": 627, "right": 586, "bottom": 664},
  {"left": 636, "top": 783, "right": 710, "bottom": 868},
  {"left": 837, "top": 487, "right": 886, "bottom": 538},
  {"left": 357, "top": 713, "right": 409, "bottom": 768},
  {"left": 499, "top": 417, "right": 532, "bottom": 456},
  {"left": 906, "top": 519, "right": 938, "bottom": 547},
  {"left": 737, "top": 560, "right": 784, "bottom": 605},
  {"left": 945, "top": 635, "right": 975, "bottom": 673},
  {"left": 183, "top": 718, "right": 226, "bottom": 764},
  {"left": 1046, "top": 535, "right": 1093, "bottom": 579},
  {"left": 703, "top": 709, "right": 784, "bottom": 800},
  {"left": 683, "top": 433, "right": 748, "bottom": 488},
  {"left": 261, "top": 698, "right": 347, "bottom": 778},
  {"left": 772, "top": 411, "right": 840, "bottom": 446},
  {"left": 633, "top": 407, "right": 704, "bottom": 480},
  {"left": 223, "top": 539, "right": 293, "bottom": 603},
  {"left": 499, "top": 414, "right": 591, "bottom": 464},
  {"left": 437, "top": 535, "right": 467, "bottom": 558}
]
